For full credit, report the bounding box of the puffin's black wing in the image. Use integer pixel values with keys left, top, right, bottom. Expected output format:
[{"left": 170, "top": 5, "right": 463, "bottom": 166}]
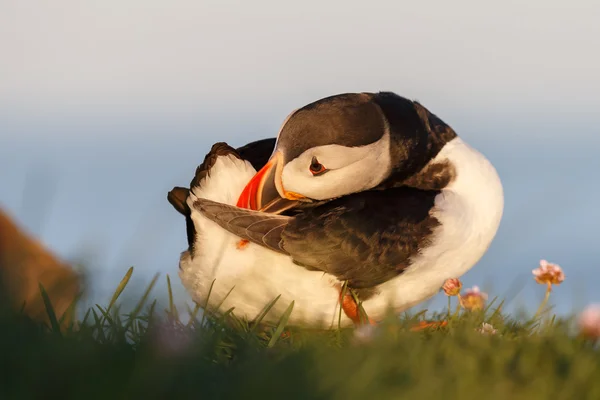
[
  {"left": 192, "top": 198, "right": 291, "bottom": 254},
  {"left": 193, "top": 187, "right": 441, "bottom": 289},
  {"left": 284, "top": 188, "right": 441, "bottom": 288}
]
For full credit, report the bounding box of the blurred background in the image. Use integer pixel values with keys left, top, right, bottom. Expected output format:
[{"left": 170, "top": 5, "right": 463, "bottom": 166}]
[{"left": 1, "top": 0, "right": 598, "bottom": 316}]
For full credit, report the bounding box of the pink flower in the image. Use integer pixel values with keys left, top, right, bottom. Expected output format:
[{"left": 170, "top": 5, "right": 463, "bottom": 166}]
[
  {"left": 532, "top": 260, "right": 565, "bottom": 286},
  {"left": 442, "top": 278, "right": 462, "bottom": 296},
  {"left": 578, "top": 304, "right": 600, "bottom": 340},
  {"left": 460, "top": 286, "right": 488, "bottom": 311},
  {"left": 477, "top": 322, "right": 497, "bottom": 335}
]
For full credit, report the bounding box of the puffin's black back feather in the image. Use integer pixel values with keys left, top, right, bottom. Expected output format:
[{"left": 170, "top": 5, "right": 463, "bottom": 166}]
[{"left": 235, "top": 138, "right": 276, "bottom": 171}]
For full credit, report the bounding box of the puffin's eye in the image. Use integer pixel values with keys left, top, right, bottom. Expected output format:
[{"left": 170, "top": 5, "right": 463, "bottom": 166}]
[{"left": 309, "top": 156, "right": 326, "bottom": 176}]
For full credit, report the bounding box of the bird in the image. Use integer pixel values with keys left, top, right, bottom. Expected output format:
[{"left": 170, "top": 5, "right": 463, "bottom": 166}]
[{"left": 167, "top": 91, "right": 504, "bottom": 329}]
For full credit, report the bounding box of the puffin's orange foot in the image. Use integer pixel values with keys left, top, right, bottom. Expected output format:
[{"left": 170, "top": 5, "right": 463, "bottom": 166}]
[
  {"left": 339, "top": 287, "right": 376, "bottom": 326},
  {"left": 410, "top": 320, "right": 448, "bottom": 332}
]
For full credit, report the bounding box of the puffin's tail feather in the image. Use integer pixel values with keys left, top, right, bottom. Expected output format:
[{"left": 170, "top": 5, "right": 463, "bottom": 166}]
[
  {"left": 167, "top": 186, "right": 190, "bottom": 217},
  {"left": 190, "top": 142, "right": 242, "bottom": 190},
  {"left": 167, "top": 186, "right": 197, "bottom": 250}
]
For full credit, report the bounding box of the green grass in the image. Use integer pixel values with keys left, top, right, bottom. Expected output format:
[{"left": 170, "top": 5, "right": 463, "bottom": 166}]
[{"left": 0, "top": 267, "right": 598, "bottom": 400}]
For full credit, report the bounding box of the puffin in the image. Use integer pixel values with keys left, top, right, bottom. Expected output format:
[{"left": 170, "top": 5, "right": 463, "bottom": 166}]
[{"left": 168, "top": 92, "right": 504, "bottom": 329}]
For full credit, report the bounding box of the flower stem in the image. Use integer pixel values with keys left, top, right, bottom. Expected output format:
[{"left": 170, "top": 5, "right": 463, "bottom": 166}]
[
  {"left": 452, "top": 294, "right": 463, "bottom": 319},
  {"left": 447, "top": 296, "right": 451, "bottom": 319},
  {"left": 534, "top": 283, "right": 552, "bottom": 320}
]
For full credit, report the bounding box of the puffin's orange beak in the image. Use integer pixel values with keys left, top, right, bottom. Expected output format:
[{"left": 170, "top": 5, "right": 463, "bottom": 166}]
[{"left": 236, "top": 150, "right": 304, "bottom": 214}]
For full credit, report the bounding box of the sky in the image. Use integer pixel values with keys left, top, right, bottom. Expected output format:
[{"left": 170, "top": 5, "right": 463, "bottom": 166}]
[{"left": 1, "top": 0, "right": 599, "bottom": 315}]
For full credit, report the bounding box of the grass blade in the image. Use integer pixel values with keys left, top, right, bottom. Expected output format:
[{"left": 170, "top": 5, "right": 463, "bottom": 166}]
[
  {"left": 338, "top": 281, "right": 348, "bottom": 331},
  {"left": 96, "top": 305, "right": 116, "bottom": 327},
  {"left": 250, "top": 294, "right": 281, "bottom": 333},
  {"left": 91, "top": 308, "right": 107, "bottom": 342},
  {"left": 217, "top": 307, "right": 236, "bottom": 326},
  {"left": 488, "top": 299, "right": 506, "bottom": 321},
  {"left": 205, "top": 283, "right": 236, "bottom": 324},
  {"left": 187, "top": 302, "right": 201, "bottom": 328},
  {"left": 58, "top": 293, "right": 81, "bottom": 329},
  {"left": 350, "top": 289, "right": 370, "bottom": 325},
  {"left": 214, "top": 284, "right": 236, "bottom": 311},
  {"left": 81, "top": 308, "right": 92, "bottom": 327},
  {"left": 228, "top": 312, "right": 248, "bottom": 332},
  {"left": 268, "top": 301, "right": 294, "bottom": 348},
  {"left": 166, "top": 274, "right": 179, "bottom": 321},
  {"left": 107, "top": 266, "right": 133, "bottom": 313},
  {"left": 39, "top": 283, "right": 61, "bottom": 336},
  {"left": 148, "top": 299, "right": 157, "bottom": 321},
  {"left": 199, "top": 279, "right": 216, "bottom": 327},
  {"left": 483, "top": 296, "right": 499, "bottom": 315},
  {"left": 124, "top": 273, "right": 159, "bottom": 331}
]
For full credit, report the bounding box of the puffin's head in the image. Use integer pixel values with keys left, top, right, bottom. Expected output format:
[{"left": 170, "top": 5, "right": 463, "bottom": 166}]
[{"left": 237, "top": 92, "right": 443, "bottom": 213}]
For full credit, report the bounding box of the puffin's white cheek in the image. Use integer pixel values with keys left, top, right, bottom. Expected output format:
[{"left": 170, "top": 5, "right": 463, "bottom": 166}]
[
  {"left": 280, "top": 169, "right": 306, "bottom": 196},
  {"left": 280, "top": 169, "right": 323, "bottom": 200},
  {"left": 282, "top": 167, "right": 364, "bottom": 200}
]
